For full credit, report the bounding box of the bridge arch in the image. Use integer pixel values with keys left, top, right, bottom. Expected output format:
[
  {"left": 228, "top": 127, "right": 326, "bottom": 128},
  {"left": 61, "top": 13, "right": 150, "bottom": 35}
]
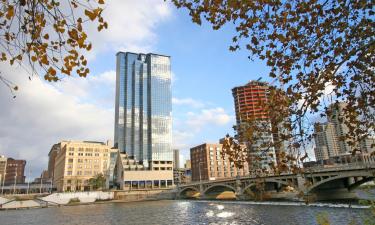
[
  {"left": 241, "top": 179, "right": 292, "bottom": 195},
  {"left": 178, "top": 186, "right": 200, "bottom": 198},
  {"left": 306, "top": 174, "right": 374, "bottom": 193},
  {"left": 202, "top": 184, "right": 236, "bottom": 196}
]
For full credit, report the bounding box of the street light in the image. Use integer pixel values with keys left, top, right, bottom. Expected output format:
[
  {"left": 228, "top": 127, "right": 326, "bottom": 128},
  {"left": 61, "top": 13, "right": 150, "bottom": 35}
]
[
  {"left": 1, "top": 172, "right": 5, "bottom": 195},
  {"left": 198, "top": 162, "right": 204, "bottom": 183},
  {"left": 27, "top": 169, "right": 31, "bottom": 195},
  {"left": 13, "top": 165, "right": 17, "bottom": 194},
  {"left": 50, "top": 171, "right": 54, "bottom": 193},
  {"left": 40, "top": 172, "right": 44, "bottom": 194}
]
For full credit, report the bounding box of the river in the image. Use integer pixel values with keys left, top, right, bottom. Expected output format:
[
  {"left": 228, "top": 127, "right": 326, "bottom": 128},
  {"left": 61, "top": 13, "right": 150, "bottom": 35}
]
[{"left": 0, "top": 200, "right": 372, "bottom": 225}]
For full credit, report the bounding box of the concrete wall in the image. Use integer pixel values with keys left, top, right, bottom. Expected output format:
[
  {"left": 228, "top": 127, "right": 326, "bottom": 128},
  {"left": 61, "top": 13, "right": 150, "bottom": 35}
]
[
  {"left": 1, "top": 200, "right": 40, "bottom": 209},
  {"left": 114, "top": 190, "right": 175, "bottom": 201},
  {"left": 41, "top": 191, "right": 114, "bottom": 204},
  {"left": 0, "top": 197, "right": 10, "bottom": 205}
]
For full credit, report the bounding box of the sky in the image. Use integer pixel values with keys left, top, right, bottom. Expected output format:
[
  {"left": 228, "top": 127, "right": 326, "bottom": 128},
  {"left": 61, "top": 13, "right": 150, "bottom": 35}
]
[{"left": 0, "top": 0, "right": 274, "bottom": 180}]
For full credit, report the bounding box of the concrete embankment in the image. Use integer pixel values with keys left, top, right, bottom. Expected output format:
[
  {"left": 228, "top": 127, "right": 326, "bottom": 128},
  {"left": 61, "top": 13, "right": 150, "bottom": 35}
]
[{"left": 0, "top": 190, "right": 176, "bottom": 210}]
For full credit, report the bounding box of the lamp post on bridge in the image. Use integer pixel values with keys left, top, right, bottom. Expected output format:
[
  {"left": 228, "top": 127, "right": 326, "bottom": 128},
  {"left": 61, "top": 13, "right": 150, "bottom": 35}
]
[
  {"left": 13, "top": 165, "right": 17, "bottom": 194},
  {"left": 1, "top": 172, "right": 5, "bottom": 195},
  {"left": 198, "top": 162, "right": 203, "bottom": 184},
  {"left": 27, "top": 169, "right": 31, "bottom": 195}
]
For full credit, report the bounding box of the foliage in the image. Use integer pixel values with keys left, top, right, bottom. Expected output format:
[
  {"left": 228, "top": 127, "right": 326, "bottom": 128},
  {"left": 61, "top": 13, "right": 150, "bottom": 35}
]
[
  {"left": 0, "top": 0, "right": 107, "bottom": 92},
  {"left": 316, "top": 212, "right": 331, "bottom": 225},
  {"left": 172, "top": 0, "right": 374, "bottom": 170},
  {"left": 68, "top": 197, "right": 80, "bottom": 204},
  {"left": 359, "top": 199, "right": 375, "bottom": 225},
  {"left": 88, "top": 173, "right": 106, "bottom": 190}
]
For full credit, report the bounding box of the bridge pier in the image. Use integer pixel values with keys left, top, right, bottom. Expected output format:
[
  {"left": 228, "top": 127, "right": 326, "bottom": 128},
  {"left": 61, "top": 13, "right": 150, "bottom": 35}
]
[{"left": 297, "top": 175, "right": 307, "bottom": 193}]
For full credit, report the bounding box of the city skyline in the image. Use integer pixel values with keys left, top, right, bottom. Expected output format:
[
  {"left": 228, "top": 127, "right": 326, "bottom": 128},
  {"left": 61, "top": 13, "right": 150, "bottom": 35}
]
[{"left": 0, "top": 1, "right": 259, "bottom": 179}]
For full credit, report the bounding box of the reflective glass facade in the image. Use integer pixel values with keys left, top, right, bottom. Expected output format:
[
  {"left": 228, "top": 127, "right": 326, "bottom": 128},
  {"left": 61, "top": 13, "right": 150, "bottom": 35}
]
[{"left": 114, "top": 52, "right": 172, "bottom": 168}]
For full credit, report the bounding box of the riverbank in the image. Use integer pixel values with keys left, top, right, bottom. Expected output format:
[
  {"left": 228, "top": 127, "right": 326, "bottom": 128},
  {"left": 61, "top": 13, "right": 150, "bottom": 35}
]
[
  {"left": 0, "top": 200, "right": 371, "bottom": 225},
  {"left": 0, "top": 190, "right": 176, "bottom": 210}
]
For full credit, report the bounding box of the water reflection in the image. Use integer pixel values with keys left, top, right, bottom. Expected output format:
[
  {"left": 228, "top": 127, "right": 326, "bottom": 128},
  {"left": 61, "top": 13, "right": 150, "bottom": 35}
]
[{"left": 0, "top": 200, "right": 368, "bottom": 225}]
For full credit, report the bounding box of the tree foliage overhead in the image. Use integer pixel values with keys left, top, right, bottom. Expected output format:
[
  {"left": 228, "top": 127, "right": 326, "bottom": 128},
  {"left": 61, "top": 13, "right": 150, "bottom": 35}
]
[
  {"left": 0, "top": 0, "right": 107, "bottom": 89},
  {"left": 172, "top": 0, "right": 374, "bottom": 166}
]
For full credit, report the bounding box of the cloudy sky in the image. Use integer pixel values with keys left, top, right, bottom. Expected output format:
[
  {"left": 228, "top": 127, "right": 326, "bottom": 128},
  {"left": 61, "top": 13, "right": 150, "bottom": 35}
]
[{"left": 0, "top": 0, "right": 274, "bottom": 179}]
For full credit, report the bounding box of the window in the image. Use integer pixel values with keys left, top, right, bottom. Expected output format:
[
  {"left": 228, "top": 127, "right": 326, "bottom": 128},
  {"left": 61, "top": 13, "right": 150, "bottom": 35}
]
[
  {"left": 69, "top": 147, "right": 74, "bottom": 151},
  {"left": 77, "top": 171, "right": 82, "bottom": 175},
  {"left": 68, "top": 159, "right": 73, "bottom": 163},
  {"left": 78, "top": 153, "right": 83, "bottom": 156},
  {"left": 78, "top": 148, "right": 84, "bottom": 152},
  {"left": 95, "top": 153, "right": 100, "bottom": 157},
  {"left": 78, "top": 159, "right": 83, "bottom": 163},
  {"left": 68, "top": 152, "right": 74, "bottom": 156},
  {"left": 67, "top": 171, "right": 72, "bottom": 175}
]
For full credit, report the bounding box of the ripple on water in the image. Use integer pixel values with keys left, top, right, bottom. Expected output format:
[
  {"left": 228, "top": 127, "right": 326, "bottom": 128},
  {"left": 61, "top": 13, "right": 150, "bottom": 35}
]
[{"left": 216, "top": 211, "right": 234, "bottom": 218}]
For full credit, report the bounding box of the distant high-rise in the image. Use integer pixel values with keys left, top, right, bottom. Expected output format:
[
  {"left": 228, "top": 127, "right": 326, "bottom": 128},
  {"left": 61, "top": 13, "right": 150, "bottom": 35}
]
[
  {"left": 114, "top": 52, "right": 172, "bottom": 169},
  {"left": 314, "top": 122, "right": 340, "bottom": 161},
  {"left": 190, "top": 143, "right": 249, "bottom": 182},
  {"left": 173, "top": 149, "right": 180, "bottom": 169},
  {"left": 232, "top": 80, "right": 270, "bottom": 130},
  {"left": 4, "top": 158, "right": 26, "bottom": 185},
  {"left": 0, "top": 155, "right": 7, "bottom": 185},
  {"left": 232, "top": 81, "right": 276, "bottom": 169},
  {"left": 328, "top": 103, "right": 352, "bottom": 154}
]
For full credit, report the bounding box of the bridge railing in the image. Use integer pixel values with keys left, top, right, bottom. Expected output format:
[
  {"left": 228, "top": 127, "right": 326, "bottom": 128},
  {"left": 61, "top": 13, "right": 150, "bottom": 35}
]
[
  {"left": 178, "top": 162, "right": 375, "bottom": 188},
  {"left": 305, "top": 162, "right": 375, "bottom": 173}
]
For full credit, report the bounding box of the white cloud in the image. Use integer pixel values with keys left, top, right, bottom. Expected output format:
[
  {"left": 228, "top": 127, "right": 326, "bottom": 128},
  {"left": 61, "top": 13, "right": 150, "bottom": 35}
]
[
  {"left": 0, "top": 0, "right": 173, "bottom": 179},
  {"left": 54, "top": 70, "right": 116, "bottom": 108},
  {"left": 186, "top": 107, "right": 232, "bottom": 130},
  {"left": 172, "top": 97, "right": 205, "bottom": 108},
  {"left": 0, "top": 65, "right": 114, "bottom": 178},
  {"left": 87, "top": 0, "right": 173, "bottom": 57},
  {"left": 172, "top": 106, "right": 233, "bottom": 159}
]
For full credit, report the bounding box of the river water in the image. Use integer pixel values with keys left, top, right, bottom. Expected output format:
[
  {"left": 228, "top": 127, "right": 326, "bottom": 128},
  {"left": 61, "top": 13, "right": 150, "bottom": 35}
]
[{"left": 0, "top": 200, "right": 372, "bottom": 225}]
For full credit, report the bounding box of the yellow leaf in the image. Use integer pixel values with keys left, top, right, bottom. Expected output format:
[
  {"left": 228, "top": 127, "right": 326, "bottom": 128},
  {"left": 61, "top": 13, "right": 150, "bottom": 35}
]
[
  {"left": 6, "top": 5, "right": 14, "bottom": 19},
  {"left": 48, "top": 67, "right": 56, "bottom": 76},
  {"left": 84, "top": 9, "right": 97, "bottom": 21},
  {"left": 43, "top": 34, "right": 49, "bottom": 39},
  {"left": 98, "top": 0, "right": 105, "bottom": 4}
]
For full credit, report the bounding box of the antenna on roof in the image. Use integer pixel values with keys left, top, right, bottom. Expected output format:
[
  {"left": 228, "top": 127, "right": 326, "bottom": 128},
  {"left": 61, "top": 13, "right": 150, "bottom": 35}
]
[{"left": 257, "top": 77, "right": 262, "bottom": 81}]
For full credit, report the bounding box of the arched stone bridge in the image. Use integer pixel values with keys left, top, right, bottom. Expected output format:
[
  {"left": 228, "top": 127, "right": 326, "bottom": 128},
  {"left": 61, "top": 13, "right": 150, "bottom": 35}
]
[{"left": 177, "top": 163, "right": 375, "bottom": 200}]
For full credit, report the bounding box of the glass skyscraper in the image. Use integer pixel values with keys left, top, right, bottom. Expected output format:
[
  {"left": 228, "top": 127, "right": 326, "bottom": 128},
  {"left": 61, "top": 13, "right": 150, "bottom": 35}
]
[{"left": 114, "top": 52, "right": 172, "bottom": 169}]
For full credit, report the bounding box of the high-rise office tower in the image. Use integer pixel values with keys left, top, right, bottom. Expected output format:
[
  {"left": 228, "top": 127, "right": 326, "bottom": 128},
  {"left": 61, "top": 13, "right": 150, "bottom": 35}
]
[
  {"left": 328, "top": 102, "right": 352, "bottom": 154},
  {"left": 173, "top": 149, "right": 180, "bottom": 169},
  {"left": 114, "top": 52, "right": 172, "bottom": 169},
  {"left": 232, "top": 80, "right": 277, "bottom": 170},
  {"left": 313, "top": 122, "right": 340, "bottom": 161}
]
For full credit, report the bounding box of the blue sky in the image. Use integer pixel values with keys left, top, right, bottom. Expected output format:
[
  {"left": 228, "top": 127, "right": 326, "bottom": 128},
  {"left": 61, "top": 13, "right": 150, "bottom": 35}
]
[
  {"left": 85, "top": 3, "right": 272, "bottom": 162},
  {"left": 0, "top": 1, "right": 275, "bottom": 178}
]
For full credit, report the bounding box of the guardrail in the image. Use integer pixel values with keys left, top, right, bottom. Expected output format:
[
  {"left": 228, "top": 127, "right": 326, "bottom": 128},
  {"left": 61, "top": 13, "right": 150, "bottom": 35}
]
[{"left": 178, "top": 162, "right": 375, "bottom": 187}]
